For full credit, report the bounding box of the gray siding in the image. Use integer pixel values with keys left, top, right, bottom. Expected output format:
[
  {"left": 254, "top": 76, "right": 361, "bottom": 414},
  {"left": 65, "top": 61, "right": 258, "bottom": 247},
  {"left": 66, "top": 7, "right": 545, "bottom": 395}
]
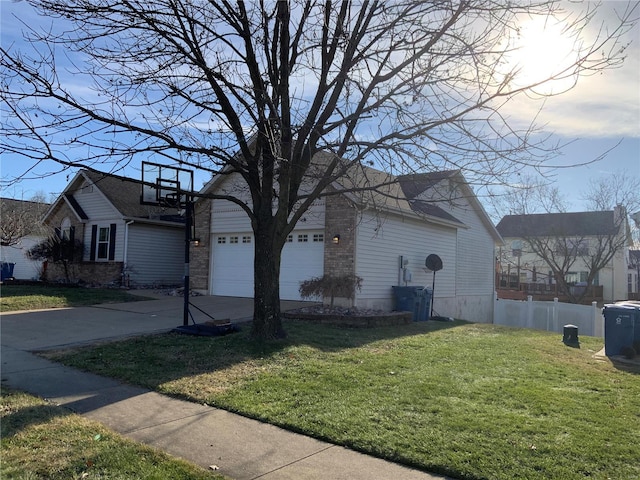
[
  {"left": 126, "top": 223, "right": 184, "bottom": 286},
  {"left": 72, "top": 180, "right": 120, "bottom": 220},
  {"left": 447, "top": 198, "right": 496, "bottom": 296},
  {"left": 355, "top": 210, "right": 457, "bottom": 310}
]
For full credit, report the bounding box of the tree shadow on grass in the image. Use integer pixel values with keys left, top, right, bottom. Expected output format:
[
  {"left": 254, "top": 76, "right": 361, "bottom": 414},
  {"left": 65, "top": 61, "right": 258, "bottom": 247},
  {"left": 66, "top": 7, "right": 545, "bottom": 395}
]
[
  {"left": 0, "top": 388, "right": 73, "bottom": 438},
  {"left": 42, "top": 318, "right": 467, "bottom": 393}
]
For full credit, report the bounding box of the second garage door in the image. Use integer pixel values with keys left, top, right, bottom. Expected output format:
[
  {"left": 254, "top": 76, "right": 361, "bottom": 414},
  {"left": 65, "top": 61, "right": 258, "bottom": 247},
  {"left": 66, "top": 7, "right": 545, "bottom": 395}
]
[{"left": 210, "top": 231, "right": 325, "bottom": 300}]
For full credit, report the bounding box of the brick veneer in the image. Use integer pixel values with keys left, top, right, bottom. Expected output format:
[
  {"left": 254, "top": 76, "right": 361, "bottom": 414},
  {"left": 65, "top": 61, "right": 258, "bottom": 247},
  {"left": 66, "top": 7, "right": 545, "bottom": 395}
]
[
  {"left": 190, "top": 199, "right": 212, "bottom": 291},
  {"left": 45, "top": 261, "right": 123, "bottom": 285},
  {"left": 323, "top": 193, "right": 357, "bottom": 278}
]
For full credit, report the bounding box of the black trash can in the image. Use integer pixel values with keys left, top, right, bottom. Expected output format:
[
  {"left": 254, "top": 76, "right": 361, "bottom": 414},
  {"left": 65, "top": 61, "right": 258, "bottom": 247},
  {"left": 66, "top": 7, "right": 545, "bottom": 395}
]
[
  {"left": 602, "top": 304, "right": 636, "bottom": 356},
  {"left": 1, "top": 262, "right": 15, "bottom": 281},
  {"left": 393, "top": 286, "right": 425, "bottom": 321}
]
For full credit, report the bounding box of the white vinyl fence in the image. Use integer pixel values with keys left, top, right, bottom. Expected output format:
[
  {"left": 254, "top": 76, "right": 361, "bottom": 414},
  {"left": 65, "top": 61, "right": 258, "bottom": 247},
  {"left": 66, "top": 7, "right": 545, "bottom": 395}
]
[{"left": 494, "top": 296, "right": 604, "bottom": 338}]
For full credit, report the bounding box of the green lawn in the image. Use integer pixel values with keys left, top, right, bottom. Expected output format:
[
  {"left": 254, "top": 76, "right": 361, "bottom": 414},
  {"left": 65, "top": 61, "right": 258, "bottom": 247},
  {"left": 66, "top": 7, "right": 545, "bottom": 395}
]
[
  {"left": 47, "top": 321, "right": 640, "bottom": 480},
  {"left": 0, "top": 284, "right": 149, "bottom": 312},
  {"left": 1, "top": 388, "right": 224, "bottom": 479}
]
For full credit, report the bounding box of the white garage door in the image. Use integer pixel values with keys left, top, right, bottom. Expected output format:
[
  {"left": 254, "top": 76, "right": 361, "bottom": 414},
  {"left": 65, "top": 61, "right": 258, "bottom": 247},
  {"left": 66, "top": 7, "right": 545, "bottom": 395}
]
[{"left": 210, "top": 231, "right": 324, "bottom": 300}]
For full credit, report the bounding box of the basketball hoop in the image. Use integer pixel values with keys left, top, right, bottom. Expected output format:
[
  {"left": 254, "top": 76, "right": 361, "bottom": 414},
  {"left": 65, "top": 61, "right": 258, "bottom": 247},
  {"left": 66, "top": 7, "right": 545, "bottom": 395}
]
[{"left": 141, "top": 161, "right": 194, "bottom": 208}]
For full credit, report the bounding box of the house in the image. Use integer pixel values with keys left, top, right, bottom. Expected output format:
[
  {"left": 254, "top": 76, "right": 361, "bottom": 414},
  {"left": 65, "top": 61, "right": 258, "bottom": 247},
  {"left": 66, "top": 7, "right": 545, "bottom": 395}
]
[
  {"left": 629, "top": 250, "right": 640, "bottom": 300},
  {"left": 42, "top": 170, "right": 186, "bottom": 286},
  {"left": 0, "top": 197, "right": 50, "bottom": 280},
  {"left": 190, "top": 165, "right": 502, "bottom": 323},
  {"left": 495, "top": 208, "right": 631, "bottom": 303}
]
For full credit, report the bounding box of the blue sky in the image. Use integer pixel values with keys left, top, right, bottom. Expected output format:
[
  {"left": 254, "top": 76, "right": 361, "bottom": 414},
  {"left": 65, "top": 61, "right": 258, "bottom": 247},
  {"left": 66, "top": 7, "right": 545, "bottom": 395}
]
[{"left": 1, "top": 1, "right": 638, "bottom": 214}]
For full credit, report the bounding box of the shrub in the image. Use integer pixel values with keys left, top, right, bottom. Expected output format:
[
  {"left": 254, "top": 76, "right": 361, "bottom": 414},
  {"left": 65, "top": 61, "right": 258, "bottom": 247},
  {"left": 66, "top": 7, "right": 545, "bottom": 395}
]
[
  {"left": 28, "top": 235, "right": 84, "bottom": 283},
  {"left": 299, "top": 274, "right": 363, "bottom": 307}
]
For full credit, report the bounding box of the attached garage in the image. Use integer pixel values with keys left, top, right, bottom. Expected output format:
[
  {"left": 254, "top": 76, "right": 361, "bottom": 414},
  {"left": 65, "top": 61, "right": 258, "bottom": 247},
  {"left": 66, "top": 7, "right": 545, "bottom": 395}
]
[{"left": 210, "top": 230, "right": 324, "bottom": 300}]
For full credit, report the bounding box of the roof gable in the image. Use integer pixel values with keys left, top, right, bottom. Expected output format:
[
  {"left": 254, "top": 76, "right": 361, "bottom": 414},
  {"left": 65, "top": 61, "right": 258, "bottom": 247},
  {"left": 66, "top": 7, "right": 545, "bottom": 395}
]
[{"left": 44, "top": 170, "right": 182, "bottom": 224}]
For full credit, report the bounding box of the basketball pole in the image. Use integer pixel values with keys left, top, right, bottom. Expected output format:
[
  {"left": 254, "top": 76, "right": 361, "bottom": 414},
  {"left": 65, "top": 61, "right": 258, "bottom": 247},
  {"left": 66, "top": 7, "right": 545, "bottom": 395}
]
[{"left": 183, "top": 199, "right": 192, "bottom": 326}]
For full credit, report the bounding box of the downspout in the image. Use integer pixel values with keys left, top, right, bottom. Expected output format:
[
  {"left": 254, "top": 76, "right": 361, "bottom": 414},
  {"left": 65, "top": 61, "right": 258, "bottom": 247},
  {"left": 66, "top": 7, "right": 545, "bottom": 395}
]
[{"left": 123, "top": 220, "right": 134, "bottom": 287}]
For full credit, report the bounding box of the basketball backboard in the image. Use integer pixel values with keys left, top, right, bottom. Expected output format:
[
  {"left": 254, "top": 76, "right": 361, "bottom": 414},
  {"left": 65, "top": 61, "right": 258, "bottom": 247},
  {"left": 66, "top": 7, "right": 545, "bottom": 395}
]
[{"left": 141, "top": 161, "right": 194, "bottom": 207}]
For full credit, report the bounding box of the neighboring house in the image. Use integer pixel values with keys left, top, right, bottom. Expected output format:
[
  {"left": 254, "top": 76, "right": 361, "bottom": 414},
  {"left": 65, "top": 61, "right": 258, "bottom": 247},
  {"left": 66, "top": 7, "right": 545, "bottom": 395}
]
[
  {"left": 42, "top": 170, "right": 185, "bottom": 286},
  {"left": 629, "top": 250, "right": 640, "bottom": 300},
  {"left": 495, "top": 208, "right": 631, "bottom": 303},
  {"left": 190, "top": 166, "right": 502, "bottom": 323},
  {"left": 0, "top": 198, "right": 50, "bottom": 280}
]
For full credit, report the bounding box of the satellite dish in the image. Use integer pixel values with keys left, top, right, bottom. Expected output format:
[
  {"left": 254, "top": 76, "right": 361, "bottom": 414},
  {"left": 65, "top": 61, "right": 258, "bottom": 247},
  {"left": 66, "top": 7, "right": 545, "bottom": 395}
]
[{"left": 425, "top": 254, "right": 443, "bottom": 272}]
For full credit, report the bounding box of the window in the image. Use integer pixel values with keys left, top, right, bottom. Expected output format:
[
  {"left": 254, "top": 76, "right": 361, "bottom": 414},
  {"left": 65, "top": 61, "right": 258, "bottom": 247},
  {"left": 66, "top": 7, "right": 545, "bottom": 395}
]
[
  {"left": 217, "top": 236, "right": 226, "bottom": 244},
  {"left": 287, "top": 235, "right": 293, "bottom": 243},
  {"left": 60, "top": 217, "right": 72, "bottom": 240},
  {"left": 97, "top": 227, "right": 110, "bottom": 259},
  {"left": 229, "top": 236, "right": 238, "bottom": 244},
  {"left": 298, "top": 234, "right": 308, "bottom": 242},
  {"left": 573, "top": 239, "right": 589, "bottom": 256},
  {"left": 555, "top": 238, "right": 589, "bottom": 256},
  {"left": 90, "top": 223, "right": 116, "bottom": 262},
  {"left": 242, "top": 236, "right": 252, "bottom": 243},
  {"left": 313, "top": 233, "right": 324, "bottom": 242}
]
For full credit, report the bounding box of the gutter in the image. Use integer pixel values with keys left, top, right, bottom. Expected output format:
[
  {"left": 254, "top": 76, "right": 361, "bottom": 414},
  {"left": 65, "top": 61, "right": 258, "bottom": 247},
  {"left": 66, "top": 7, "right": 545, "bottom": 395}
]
[{"left": 122, "top": 220, "right": 134, "bottom": 286}]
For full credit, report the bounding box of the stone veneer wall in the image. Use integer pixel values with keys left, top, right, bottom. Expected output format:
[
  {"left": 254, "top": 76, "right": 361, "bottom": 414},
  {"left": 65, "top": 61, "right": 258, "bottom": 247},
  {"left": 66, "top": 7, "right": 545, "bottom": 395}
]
[
  {"left": 189, "top": 198, "right": 212, "bottom": 292},
  {"left": 323, "top": 193, "right": 357, "bottom": 278}
]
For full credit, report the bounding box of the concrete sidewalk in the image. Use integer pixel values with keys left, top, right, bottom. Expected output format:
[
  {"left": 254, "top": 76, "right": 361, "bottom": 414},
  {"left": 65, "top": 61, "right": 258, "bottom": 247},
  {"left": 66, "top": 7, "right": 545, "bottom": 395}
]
[{"left": 1, "top": 296, "right": 449, "bottom": 480}]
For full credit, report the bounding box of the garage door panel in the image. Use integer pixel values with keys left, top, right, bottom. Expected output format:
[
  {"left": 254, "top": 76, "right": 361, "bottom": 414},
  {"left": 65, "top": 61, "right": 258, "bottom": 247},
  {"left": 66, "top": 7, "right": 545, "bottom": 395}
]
[{"left": 211, "top": 231, "right": 324, "bottom": 300}]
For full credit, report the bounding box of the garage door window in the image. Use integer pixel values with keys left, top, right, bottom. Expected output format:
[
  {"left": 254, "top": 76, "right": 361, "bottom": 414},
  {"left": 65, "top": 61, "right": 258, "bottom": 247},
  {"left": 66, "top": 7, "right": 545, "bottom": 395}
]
[
  {"left": 298, "top": 234, "right": 308, "bottom": 242},
  {"left": 242, "top": 236, "right": 252, "bottom": 243},
  {"left": 230, "top": 236, "right": 238, "bottom": 244},
  {"left": 313, "top": 233, "right": 324, "bottom": 242},
  {"left": 217, "top": 236, "right": 226, "bottom": 244}
]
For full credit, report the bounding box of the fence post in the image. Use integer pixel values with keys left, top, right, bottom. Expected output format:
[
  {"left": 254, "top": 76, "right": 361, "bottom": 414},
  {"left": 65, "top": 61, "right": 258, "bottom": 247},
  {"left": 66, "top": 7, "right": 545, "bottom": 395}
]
[
  {"left": 553, "top": 298, "right": 559, "bottom": 332},
  {"left": 592, "top": 301, "right": 603, "bottom": 338},
  {"left": 526, "top": 295, "right": 533, "bottom": 328}
]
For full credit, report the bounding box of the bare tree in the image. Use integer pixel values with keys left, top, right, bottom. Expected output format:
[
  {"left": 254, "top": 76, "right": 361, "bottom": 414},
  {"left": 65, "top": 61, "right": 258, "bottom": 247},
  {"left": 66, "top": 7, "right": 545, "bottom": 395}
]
[
  {"left": 1, "top": 1, "right": 636, "bottom": 338},
  {"left": 582, "top": 172, "right": 640, "bottom": 214},
  {"left": 0, "top": 195, "right": 50, "bottom": 247}
]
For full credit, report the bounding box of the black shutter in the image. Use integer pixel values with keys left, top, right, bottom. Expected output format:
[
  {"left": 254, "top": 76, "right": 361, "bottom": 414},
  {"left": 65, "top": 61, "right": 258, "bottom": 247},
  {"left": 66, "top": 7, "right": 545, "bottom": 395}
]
[
  {"left": 69, "top": 226, "right": 76, "bottom": 261},
  {"left": 108, "top": 223, "right": 116, "bottom": 261},
  {"left": 54, "top": 228, "right": 61, "bottom": 239},
  {"left": 90, "top": 225, "right": 97, "bottom": 261}
]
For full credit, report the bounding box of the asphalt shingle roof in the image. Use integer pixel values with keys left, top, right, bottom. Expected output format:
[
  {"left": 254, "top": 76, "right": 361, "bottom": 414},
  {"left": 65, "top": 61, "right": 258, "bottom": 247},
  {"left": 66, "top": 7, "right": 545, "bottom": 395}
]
[
  {"left": 81, "top": 170, "right": 181, "bottom": 220},
  {"left": 496, "top": 211, "right": 618, "bottom": 238}
]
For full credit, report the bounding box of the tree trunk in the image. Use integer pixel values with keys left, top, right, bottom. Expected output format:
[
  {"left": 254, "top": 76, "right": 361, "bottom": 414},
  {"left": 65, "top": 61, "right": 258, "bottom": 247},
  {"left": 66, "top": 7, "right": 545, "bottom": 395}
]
[{"left": 251, "top": 222, "right": 286, "bottom": 340}]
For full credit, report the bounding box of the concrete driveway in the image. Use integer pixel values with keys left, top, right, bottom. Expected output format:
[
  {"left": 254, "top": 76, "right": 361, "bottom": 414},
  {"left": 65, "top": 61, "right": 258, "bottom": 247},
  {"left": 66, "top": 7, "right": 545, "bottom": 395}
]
[{"left": 1, "top": 294, "right": 312, "bottom": 351}]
